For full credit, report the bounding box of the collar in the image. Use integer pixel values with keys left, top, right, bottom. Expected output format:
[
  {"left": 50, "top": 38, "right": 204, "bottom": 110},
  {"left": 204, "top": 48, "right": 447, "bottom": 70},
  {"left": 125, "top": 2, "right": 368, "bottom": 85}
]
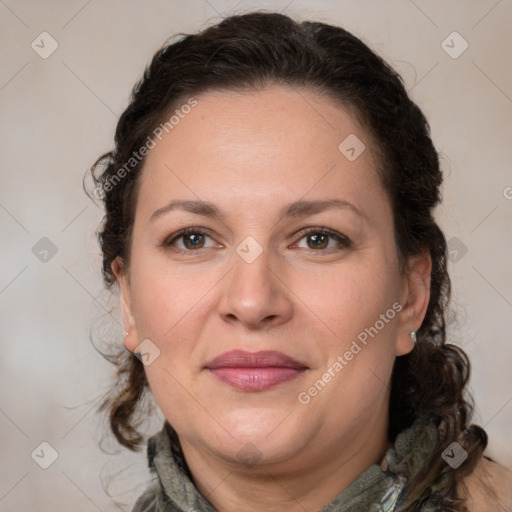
[{"left": 138, "top": 417, "right": 444, "bottom": 512}]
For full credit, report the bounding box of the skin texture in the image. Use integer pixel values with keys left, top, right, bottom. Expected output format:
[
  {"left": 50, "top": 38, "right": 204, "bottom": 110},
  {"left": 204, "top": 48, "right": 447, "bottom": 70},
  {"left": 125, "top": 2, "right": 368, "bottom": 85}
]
[{"left": 112, "top": 85, "right": 431, "bottom": 512}]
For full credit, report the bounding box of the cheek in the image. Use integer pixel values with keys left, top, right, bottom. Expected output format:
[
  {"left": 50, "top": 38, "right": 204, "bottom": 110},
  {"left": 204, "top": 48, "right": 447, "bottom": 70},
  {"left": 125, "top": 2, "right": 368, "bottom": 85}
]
[
  {"left": 291, "top": 258, "right": 400, "bottom": 340},
  {"left": 292, "top": 259, "right": 402, "bottom": 409},
  {"left": 129, "top": 255, "right": 215, "bottom": 340},
  {"left": 300, "top": 266, "right": 400, "bottom": 417}
]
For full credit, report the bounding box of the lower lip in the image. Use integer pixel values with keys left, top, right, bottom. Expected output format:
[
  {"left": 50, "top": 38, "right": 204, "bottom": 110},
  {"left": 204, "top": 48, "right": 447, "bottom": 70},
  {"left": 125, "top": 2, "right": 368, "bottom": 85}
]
[{"left": 207, "top": 367, "right": 306, "bottom": 391}]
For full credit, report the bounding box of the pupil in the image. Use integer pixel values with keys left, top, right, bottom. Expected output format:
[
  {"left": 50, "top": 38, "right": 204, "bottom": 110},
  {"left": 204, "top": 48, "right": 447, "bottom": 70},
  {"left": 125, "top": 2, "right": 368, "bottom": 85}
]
[
  {"left": 186, "top": 233, "right": 203, "bottom": 248},
  {"left": 310, "top": 233, "right": 327, "bottom": 249}
]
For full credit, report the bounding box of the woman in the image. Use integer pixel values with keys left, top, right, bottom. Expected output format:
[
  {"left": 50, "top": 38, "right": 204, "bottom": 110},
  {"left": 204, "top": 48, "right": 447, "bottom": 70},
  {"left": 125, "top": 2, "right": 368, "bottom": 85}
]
[{"left": 87, "top": 11, "right": 512, "bottom": 512}]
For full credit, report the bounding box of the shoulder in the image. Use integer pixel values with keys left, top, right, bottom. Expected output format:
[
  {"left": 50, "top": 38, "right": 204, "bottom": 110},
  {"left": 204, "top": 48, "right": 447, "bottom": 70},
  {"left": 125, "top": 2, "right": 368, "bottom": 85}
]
[{"left": 460, "top": 455, "right": 512, "bottom": 512}]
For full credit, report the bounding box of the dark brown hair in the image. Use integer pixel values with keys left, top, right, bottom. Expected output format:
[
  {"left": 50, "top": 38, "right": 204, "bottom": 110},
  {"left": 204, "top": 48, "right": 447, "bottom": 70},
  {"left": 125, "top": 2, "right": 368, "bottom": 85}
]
[{"left": 86, "top": 11, "right": 490, "bottom": 511}]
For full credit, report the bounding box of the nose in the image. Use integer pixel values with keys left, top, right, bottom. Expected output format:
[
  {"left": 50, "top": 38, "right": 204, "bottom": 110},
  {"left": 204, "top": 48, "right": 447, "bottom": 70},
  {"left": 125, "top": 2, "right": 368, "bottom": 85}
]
[{"left": 217, "top": 245, "right": 294, "bottom": 330}]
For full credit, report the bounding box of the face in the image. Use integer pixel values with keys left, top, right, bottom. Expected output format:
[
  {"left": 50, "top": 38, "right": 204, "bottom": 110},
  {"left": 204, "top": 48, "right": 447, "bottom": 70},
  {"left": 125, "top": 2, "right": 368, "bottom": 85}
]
[{"left": 114, "top": 85, "right": 430, "bottom": 471}]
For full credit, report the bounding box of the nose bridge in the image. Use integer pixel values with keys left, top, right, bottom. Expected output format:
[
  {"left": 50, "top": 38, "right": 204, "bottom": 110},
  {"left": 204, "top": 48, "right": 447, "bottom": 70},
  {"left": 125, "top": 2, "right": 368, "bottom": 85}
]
[
  {"left": 231, "top": 239, "right": 275, "bottom": 305},
  {"left": 218, "top": 235, "right": 292, "bottom": 328}
]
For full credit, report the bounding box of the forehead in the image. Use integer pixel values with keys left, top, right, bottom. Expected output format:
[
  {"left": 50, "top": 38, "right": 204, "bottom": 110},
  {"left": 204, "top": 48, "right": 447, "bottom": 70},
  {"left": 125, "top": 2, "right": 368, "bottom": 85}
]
[{"left": 135, "top": 84, "right": 386, "bottom": 224}]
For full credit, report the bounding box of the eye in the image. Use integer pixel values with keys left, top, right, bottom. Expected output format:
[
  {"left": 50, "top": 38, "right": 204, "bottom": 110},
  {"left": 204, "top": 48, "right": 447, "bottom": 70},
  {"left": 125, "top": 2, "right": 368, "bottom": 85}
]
[
  {"left": 161, "top": 226, "right": 351, "bottom": 255},
  {"left": 162, "top": 227, "right": 219, "bottom": 253},
  {"left": 294, "top": 227, "right": 351, "bottom": 252}
]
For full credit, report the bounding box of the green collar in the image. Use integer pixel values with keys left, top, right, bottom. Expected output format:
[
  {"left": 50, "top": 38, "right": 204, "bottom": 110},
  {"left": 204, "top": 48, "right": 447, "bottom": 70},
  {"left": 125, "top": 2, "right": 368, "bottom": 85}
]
[{"left": 132, "top": 417, "right": 444, "bottom": 512}]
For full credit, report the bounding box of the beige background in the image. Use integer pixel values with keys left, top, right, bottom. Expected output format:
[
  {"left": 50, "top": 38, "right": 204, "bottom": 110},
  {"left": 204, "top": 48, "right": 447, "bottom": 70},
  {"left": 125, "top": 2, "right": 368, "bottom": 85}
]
[{"left": 1, "top": 0, "right": 511, "bottom": 510}]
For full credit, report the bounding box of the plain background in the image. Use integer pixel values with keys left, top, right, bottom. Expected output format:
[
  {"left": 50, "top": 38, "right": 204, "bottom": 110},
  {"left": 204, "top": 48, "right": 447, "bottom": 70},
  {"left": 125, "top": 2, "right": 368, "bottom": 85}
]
[{"left": 1, "top": 0, "right": 511, "bottom": 510}]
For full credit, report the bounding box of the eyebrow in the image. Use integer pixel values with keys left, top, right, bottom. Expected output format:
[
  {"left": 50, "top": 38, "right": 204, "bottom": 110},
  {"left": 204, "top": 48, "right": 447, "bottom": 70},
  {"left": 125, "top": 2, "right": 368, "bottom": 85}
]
[{"left": 149, "top": 198, "right": 363, "bottom": 224}]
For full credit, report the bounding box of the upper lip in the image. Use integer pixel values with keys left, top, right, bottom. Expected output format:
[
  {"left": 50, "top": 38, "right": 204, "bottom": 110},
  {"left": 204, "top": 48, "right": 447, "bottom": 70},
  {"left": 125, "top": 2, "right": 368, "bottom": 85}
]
[{"left": 205, "top": 350, "right": 308, "bottom": 369}]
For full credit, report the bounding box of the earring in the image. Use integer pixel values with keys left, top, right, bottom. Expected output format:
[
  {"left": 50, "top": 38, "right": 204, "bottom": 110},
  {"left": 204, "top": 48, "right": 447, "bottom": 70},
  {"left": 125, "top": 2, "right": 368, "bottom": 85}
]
[
  {"left": 411, "top": 331, "right": 417, "bottom": 345},
  {"left": 124, "top": 331, "right": 130, "bottom": 337}
]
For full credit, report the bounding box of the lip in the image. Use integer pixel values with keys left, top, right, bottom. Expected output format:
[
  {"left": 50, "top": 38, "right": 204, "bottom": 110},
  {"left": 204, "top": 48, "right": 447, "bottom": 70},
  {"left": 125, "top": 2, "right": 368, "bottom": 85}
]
[{"left": 205, "top": 350, "right": 308, "bottom": 392}]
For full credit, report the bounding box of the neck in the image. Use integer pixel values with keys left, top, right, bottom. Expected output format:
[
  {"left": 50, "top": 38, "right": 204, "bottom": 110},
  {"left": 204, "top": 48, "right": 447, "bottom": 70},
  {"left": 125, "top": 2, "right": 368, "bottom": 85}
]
[{"left": 179, "top": 412, "right": 391, "bottom": 512}]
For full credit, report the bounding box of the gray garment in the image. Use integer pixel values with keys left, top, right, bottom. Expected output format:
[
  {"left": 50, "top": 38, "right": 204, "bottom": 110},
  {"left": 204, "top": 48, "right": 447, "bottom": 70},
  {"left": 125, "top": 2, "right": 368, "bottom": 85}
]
[{"left": 131, "top": 418, "right": 444, "bottom": 512}]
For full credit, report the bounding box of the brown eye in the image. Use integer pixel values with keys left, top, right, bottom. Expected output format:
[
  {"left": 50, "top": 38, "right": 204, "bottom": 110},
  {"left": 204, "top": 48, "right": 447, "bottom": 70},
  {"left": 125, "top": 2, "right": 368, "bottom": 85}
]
[
  {"left": 295, "top": 228, "right": 351, "bottom": 252},
  {"left": 162, "top": 226, "right": 351, "bottom": 255},
  {"left": 162, "top": 228, "right": 217, "bottom": 253},
  {"left": 182, "top": 232, "right": 206, "bottom": 250}
]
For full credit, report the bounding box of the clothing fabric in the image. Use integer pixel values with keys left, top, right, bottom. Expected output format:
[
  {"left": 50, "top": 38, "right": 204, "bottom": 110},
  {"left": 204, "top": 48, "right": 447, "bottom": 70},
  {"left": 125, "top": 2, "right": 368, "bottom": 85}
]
[{"left": 131, "top": 417, "right": 447, "bottom": 512}]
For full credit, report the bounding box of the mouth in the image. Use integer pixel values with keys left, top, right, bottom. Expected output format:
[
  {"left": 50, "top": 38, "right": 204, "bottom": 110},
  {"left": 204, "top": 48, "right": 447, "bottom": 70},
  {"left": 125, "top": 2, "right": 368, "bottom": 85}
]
[{"left": 204, "top": 350, "right": 308, "bottom": 392}]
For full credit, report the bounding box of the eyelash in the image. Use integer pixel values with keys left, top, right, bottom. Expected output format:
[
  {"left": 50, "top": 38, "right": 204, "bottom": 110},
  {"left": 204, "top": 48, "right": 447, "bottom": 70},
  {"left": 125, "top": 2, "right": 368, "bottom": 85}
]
[{"left": 161, "top": 226, "right": 352, "bottom": 255}]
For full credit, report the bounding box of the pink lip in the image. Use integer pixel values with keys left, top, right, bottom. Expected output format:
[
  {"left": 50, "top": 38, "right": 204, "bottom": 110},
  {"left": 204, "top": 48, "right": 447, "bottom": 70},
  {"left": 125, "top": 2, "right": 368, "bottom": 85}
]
[{"left": 205, "top": 350, "right": 308, "bottom": 392}]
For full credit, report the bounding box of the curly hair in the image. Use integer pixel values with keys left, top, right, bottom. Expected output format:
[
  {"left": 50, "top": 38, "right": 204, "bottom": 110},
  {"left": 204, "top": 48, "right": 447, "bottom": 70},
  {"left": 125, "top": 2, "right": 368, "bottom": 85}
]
[{"left": 85, "top": 11, "right": 490, "bottom": 511}]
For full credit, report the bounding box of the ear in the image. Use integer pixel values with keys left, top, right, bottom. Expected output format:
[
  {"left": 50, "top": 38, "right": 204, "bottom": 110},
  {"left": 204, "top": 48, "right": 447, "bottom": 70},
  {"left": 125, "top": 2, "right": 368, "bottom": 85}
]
[
  {"left": 111, "top": 256, "right": 139, "bottom": 352},
  {"left": 395, "top": 250, "right": 432, "bottom": 356}
]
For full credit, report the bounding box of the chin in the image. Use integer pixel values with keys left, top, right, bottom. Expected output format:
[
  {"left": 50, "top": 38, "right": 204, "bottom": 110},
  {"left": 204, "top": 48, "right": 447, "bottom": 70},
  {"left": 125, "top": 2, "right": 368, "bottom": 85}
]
[{"left": 208, "top": 408, "right": 309, "bottom": 464}]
